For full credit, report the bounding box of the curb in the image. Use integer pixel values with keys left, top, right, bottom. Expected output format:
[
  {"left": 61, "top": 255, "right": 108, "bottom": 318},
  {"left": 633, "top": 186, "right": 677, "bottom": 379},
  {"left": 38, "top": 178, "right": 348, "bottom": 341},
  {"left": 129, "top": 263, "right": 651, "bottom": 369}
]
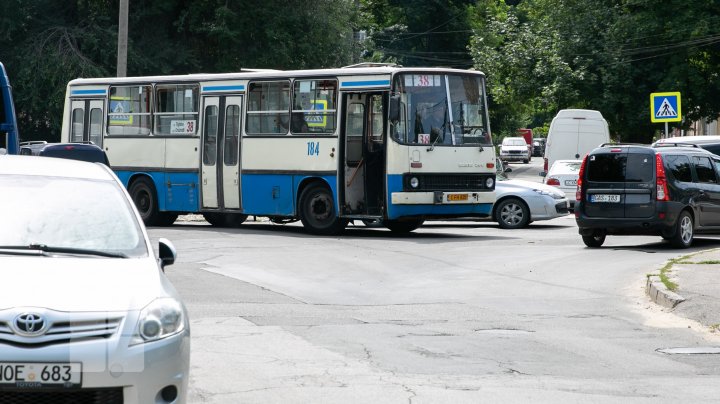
[{"left": 646, "top": 275, "right": 685, "bottom": 309}]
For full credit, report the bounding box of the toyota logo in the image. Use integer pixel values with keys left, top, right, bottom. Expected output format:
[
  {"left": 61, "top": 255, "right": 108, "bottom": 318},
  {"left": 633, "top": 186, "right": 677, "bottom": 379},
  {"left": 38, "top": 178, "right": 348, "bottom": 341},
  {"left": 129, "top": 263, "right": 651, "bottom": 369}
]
[{"left": 13, "top": 313, "right": 47, "bottom": 336}]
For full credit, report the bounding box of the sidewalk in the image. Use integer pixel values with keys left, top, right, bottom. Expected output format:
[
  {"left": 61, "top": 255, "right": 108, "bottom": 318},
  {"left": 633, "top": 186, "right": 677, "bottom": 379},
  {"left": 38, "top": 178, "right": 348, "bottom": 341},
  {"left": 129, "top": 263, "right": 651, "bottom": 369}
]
[{"left": 647, "top": 248, "right": 720, "bottom": 332}]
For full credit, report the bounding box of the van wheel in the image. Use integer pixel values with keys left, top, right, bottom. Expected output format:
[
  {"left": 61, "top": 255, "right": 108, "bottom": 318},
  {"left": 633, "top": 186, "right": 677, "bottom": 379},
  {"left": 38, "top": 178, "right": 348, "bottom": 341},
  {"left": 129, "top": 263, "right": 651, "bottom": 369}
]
[
  {"left": 129, "top": 177, "right": 161, "bottom": 226},
  {"left": 495, "top": 198, "right": 530, "bottom": 229},
  {"left": 299, "top": 184, "right": 346, "bottom": 235},
  {"left": 669, "top": 211, "right": 693, "bottom": 248},
  {"left": 582, "top": 230, "right": 606, "bottom": 247}
]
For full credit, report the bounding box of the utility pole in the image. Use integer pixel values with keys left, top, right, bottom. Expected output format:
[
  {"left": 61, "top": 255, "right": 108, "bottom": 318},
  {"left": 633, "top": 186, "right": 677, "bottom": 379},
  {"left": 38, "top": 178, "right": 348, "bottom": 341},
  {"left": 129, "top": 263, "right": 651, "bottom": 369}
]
[{"left": 117, "top": 0, "right": 129, "bottom": 77}]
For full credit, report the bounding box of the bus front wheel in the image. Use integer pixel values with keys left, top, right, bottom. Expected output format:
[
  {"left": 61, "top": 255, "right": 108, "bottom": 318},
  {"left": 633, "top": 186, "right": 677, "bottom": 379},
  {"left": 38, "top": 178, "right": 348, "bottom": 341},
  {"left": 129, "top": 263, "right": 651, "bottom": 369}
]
[
  {"left": 299, "top": 184, "right": 346, "bottom": 235},
  {"left": 129, "top": 177, "right": 162, "bottom": 226}
]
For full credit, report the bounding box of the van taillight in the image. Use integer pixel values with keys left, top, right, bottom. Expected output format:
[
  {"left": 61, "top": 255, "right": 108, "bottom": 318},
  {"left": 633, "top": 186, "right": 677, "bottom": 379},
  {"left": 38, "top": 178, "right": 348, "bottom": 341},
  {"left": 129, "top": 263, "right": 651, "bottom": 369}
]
[
  {"left": 656, "top": 154, "right": 669, "bottom": 201},
  {"left": 543, "top": 158, "right": 548, "bottom": 172},
  {"left": 546, "top": 177, "right": 560, "bottom": 186},
  {"left": 576, "top": 154, "right": 588, "bottom": 201}
]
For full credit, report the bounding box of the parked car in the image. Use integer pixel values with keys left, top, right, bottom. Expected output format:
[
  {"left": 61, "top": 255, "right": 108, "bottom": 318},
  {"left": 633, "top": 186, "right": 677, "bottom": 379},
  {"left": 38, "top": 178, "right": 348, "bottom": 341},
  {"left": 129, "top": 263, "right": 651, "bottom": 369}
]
[
  {"left": 652, "top": 135, "right": 720, "bottom": 156},
  {"left": 544, "top": 159, "right": 582, "bottom": 209},
  {"left": 543, "top": 109, "right": 609, "bottom": 174},
  {"left": 576, "top": 143, "right": 720, "bottom": 248},
  {"left": 493, "top": 159, "right": 570, "bottom": 229},
  {"left": 499, "top": 136, "right": 530, "bottom": 164},
  {"left": 19, "top": 141, "right": 109, "bottom": 164},
  {"left": 532, "top": 138, "right": 546, "bottom": 157},
  {"left": 0, "top": 155, "right": 189, "bottom": 402}
]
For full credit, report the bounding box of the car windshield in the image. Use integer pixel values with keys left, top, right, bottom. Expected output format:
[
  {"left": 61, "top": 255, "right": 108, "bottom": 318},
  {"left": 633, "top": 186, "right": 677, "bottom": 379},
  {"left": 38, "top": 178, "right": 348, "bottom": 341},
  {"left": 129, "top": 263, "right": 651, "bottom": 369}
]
[
  {"left": 0, "top": 175, "right": 147, "bottom": 257},
  {"left": 555, "top": 161, "right": 581, "bottom": 172},
  {"left": 503, "top": 139, "right": 526, "bottom": 146}
]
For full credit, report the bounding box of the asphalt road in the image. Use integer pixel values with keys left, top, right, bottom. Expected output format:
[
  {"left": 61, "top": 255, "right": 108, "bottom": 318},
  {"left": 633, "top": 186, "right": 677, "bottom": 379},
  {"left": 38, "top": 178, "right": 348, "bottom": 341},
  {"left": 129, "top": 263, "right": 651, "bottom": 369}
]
[{"left": 149, "top": 158, "right": 720, "bottom": 403}]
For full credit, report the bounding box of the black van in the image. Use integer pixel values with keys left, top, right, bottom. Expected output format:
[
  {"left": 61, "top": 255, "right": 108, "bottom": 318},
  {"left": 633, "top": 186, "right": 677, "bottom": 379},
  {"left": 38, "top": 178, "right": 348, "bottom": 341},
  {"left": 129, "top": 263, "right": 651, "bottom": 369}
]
[
  {"left": 19, "top": 142, "right": 109, "bottom": 165},
  {"left": 575, "top": 144, "right": 720, "bottom": 248}
]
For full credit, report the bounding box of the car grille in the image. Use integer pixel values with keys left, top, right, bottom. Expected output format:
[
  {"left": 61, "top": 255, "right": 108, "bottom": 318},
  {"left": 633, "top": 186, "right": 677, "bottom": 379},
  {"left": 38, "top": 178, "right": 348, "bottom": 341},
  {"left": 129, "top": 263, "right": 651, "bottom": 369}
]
[
  {"left": 506, "top": 150, "right": 524, "bottom": 154},
  {"left": 0, "top": 316, "right": 123, "bottom": 347},
  {"left": 0, "top": 388, "right": 123, "bottom": 404},
  {"left": 403, "top": 174, "right": 494, "bottom": 191}
]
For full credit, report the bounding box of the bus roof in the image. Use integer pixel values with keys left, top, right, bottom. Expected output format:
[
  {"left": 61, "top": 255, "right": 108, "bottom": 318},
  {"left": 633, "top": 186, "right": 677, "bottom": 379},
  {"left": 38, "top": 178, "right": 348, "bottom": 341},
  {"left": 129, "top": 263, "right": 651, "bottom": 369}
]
[{"left": 67, "top": 66, "right": 485, "bottom": 86}]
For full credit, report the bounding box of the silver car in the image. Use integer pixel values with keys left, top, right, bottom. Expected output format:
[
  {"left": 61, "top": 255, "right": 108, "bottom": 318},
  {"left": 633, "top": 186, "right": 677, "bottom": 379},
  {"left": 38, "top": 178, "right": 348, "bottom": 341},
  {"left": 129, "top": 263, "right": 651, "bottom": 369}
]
[
  {"left": 0, "top": 156, "right": 189, "bottom": 403},
  {"left": 494, "top": 160, "right": 571, "bottom": 229}
]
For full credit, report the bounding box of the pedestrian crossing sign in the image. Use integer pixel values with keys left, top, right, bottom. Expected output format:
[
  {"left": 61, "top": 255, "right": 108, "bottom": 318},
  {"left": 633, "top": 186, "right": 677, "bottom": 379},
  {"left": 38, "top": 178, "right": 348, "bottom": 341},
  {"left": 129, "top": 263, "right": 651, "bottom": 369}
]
[{"left": 650, "top": 92, "right": 681, "bottom": 123}]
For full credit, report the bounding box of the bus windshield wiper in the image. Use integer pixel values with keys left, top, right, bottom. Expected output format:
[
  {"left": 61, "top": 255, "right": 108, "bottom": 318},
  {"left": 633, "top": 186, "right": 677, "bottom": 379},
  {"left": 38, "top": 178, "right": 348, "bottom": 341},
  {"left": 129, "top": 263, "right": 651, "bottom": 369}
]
[{"left": 0, "top": 244, "right": 127, "bottom": 258}]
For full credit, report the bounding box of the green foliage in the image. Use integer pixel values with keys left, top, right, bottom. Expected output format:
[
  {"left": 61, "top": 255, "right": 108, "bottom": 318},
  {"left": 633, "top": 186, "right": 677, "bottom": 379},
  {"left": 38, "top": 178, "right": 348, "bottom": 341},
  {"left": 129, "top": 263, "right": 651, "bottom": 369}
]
[{"left": 0, "top": 0, "right": 357, "bottom": 141}]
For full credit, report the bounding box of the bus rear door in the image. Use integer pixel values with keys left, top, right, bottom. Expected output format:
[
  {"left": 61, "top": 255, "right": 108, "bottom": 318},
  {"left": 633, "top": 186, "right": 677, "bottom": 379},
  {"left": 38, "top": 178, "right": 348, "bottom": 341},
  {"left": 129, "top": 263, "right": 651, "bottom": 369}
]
[
  {"left": 201, "top": 95, "right": 243, "bottom": 211},
  {"left": 69, "top": 99, "right": 105, "bottom": 148}
]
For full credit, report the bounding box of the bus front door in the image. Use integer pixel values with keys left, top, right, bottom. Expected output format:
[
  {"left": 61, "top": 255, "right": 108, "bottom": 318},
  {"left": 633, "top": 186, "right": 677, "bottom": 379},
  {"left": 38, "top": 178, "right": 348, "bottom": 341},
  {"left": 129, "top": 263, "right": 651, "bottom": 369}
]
[
  {"left": 201, "top": 95, "right": 243, "bottom": 211},
  {"left": 69, "top": 99, "right": 104, "bottom": 147},
  {"left": 341, "top": 93, "right": 386, "bottom": 218}
]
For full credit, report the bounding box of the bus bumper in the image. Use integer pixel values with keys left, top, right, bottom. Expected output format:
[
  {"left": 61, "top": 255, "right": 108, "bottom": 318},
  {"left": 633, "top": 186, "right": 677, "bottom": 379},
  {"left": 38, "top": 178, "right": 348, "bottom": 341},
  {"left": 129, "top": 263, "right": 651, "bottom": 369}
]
[{"left": 391, "top": 191, "right": 495, "bottom": 205}]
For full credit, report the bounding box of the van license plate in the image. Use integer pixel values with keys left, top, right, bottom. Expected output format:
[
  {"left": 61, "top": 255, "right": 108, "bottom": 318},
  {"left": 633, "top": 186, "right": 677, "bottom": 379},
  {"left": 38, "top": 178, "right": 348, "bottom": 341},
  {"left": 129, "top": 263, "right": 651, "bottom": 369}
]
[
  {"left": 591, "top": 194, "right": 620, "bottom": 203},
  {"left": 447, "top": 193, "right": 469, "bottom": 202}
]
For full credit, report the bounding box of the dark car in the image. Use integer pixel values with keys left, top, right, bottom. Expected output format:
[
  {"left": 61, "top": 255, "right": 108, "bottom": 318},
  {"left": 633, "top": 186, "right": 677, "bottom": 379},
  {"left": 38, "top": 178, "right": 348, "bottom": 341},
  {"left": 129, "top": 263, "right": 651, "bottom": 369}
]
[
  {"left": 532, "top": 138, "right": 546, "bottom": 157},
  {"left": 575, "top": 143, "right": 720, "bottom": 248},
  {"left": 19, "top": 141, "right": 109, "bottom": 164}
]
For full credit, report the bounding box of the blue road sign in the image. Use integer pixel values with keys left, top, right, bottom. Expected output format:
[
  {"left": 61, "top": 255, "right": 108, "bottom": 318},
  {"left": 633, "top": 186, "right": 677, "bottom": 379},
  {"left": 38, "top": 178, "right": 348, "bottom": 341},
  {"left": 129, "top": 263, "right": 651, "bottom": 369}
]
[{"left": 650, "top": 92, "right": 681, "bottom": 123}]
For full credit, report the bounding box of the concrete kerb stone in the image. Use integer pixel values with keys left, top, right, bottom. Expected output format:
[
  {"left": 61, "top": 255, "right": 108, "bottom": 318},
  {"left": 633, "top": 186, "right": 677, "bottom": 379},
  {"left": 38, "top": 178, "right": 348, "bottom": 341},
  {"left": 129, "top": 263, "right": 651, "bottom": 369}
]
[{"left": 646, "top": 275, "right": 685, "bottom": 309}]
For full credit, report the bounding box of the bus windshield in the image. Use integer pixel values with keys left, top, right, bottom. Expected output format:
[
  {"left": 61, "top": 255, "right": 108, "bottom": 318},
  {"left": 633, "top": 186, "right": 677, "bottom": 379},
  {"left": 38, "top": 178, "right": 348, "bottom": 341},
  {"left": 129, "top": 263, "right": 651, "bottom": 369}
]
[{"left": 391, "top": 73, "right": 491, "bottom": 146}]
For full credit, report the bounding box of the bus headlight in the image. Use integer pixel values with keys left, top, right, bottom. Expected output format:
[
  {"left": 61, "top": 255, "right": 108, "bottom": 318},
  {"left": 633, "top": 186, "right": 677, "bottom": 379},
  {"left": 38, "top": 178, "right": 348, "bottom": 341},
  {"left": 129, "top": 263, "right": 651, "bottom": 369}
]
[
  {"left": 409, "top": 177, "right": 420, "bottom": 189},
  {"left": 485, "top": 177, "right": 495, "bottom": 189}
]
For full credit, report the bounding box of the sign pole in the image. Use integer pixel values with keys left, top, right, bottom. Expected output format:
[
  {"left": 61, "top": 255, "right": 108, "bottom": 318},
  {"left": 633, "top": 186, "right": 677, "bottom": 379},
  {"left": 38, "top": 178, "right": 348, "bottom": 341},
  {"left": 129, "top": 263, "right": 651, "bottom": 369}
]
[{"left": 665, "top": 122, "right": 669, "bottom": 138}]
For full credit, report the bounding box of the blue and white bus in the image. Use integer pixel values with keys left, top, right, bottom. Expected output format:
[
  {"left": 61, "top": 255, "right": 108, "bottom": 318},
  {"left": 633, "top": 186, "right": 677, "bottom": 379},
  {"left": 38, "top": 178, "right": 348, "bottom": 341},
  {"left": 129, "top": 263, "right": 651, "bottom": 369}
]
[
  {"left": 0, "top": 62, "right": 20, "bottom": 155},
  {"left": 61, "top": 65, "right": 496, "bottom": 234}
]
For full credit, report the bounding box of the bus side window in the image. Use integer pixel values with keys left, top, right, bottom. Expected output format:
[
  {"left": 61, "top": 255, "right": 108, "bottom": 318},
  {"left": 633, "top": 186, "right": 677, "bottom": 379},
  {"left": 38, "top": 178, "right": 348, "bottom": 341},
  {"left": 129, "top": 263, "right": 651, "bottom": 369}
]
[{"left": 247, "top": 81, "right": 290, "bottom": 135}]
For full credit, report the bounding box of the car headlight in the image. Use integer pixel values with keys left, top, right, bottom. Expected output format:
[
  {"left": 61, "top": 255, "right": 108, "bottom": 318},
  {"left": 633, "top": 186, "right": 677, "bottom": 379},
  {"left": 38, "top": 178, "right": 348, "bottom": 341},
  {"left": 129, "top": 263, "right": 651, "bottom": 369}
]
[
  {"left": 533, "top": 188, "right": 564, "bottom": 199},
  {"left": 130, "top": 298, "right": 185, "bottom": 345}
]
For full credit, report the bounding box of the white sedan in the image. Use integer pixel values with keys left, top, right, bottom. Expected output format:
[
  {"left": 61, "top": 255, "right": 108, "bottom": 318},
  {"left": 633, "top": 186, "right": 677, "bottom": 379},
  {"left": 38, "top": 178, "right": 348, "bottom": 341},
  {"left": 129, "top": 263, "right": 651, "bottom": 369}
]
[
  {"left": 544, "top": 159, "right": 582, "bottom": 209},
  {"left": 0, "top": 156, "right": 189, "bottom": 403},
  {"left": 493, "top": 162, "right": 571, "bottom": 229}
]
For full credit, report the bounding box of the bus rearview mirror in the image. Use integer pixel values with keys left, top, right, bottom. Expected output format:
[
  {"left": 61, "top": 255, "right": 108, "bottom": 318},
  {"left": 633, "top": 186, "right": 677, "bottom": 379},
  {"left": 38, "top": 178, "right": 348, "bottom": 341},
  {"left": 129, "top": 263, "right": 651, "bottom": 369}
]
[{"left": 389, "top": 95, "right": 401, "bottom": 122}]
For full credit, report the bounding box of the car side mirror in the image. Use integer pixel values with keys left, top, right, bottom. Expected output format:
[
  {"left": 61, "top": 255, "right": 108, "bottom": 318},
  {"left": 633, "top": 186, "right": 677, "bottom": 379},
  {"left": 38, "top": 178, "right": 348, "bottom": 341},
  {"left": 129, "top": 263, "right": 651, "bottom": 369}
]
[
  {"left": 539, "top": 171, "right": 547, "bottom": 177},
  {"left": 158, "top": 238, "right": 177, "bottom": 269},
  {"left": 389, "top": 95, "right": 401, "bottom": 122}
]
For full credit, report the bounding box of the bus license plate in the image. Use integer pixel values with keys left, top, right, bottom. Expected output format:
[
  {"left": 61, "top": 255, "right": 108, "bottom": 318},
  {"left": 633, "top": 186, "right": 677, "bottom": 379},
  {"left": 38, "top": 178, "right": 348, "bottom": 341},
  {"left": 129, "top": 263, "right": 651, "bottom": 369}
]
[
  {"left": 591, "top": 194, "right": 620, "bottom": 203},
  {"left": 447, "top": 193, "right": 469, "bottom": 202},
  {"left": 0, "top": 362, "right": 82, "bottom": 388}
]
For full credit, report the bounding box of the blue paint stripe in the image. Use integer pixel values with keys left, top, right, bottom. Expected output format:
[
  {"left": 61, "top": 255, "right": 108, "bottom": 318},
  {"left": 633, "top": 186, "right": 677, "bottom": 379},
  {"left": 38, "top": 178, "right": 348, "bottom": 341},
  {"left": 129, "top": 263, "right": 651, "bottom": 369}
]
[
  {"left": 340, "top": 80, "right": 390, "bottom": 88},
  {"left": 71, "top": 89, "right": 107, "bottom": 95},
  {"left": 203, "top": 85, "right": 246, "bottom": 92}
]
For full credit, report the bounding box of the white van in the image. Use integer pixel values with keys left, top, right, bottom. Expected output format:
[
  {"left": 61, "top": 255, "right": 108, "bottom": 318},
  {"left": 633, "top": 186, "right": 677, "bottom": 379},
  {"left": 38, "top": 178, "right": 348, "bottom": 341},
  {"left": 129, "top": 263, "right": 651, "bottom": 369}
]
[{"left": 543, "top": 109, "right": 610, "bottom": 174}]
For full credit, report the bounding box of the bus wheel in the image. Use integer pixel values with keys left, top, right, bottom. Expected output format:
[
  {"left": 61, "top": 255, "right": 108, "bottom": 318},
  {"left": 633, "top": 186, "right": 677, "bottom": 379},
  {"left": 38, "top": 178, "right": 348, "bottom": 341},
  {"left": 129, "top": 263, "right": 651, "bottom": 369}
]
[
  {"left": 203, "top": 212, "right": 247, "bottom": 227},
  {"left": 129, "top": 177, "right": 161, "bottom": 226},
  {"left": 299, "top": 184, "right": 346, "bottom": 235},
  {"left": 385, "top": 218, "right": 424, "bottom": 233}
]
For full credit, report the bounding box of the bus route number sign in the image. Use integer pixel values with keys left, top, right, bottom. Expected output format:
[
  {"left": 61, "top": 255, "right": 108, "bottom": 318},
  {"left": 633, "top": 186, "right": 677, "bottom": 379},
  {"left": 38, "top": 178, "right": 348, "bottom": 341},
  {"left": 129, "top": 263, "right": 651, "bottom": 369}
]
[{"left": 307, "top": 141, "right": 319, "bottom": 156}]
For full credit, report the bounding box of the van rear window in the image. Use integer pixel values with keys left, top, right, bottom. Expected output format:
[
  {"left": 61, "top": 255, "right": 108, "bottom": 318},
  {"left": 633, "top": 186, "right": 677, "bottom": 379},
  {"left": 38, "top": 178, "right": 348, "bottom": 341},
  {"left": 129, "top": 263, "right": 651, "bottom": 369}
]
[
  {"left": 586, "top": 153, "right": 653, "bottom": 183},
  {"left": 587, "top": 154, "right": 625, "bottom": 182}
]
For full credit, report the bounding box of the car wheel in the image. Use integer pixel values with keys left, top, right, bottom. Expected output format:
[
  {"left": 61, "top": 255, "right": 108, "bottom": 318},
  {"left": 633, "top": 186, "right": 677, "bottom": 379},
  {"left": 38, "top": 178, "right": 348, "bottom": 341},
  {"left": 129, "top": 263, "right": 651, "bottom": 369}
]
[
  {"left": 523, "top": 159, "right": 529, "bottom": 164},
  {"left": 299, "top": 183, "right": 347, "bottom": 235},
  {"left": 582, "top": 230, "right": 606, "bottom": 247},
  {"left": 669, "top": 211, "right": 693, "bottom": 248},
  {"left": 129, "top": 177, "right": 161, "bottom": 226},
  {"left": 385, "top": 218, "right": 424, "bottom": 233},
  {"left": 495, "top": 198, "right": 530, "bottom": 229},
  {"left": 203, "top": 212, "right": 248, "bottom": 227}
]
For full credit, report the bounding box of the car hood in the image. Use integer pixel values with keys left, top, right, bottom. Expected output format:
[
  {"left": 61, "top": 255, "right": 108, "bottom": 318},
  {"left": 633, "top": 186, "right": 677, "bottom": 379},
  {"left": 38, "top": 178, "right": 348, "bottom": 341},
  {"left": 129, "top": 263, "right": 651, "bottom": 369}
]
[
  {"left": 496, "top": 179, "right": 565, "bottom": 198},
  {"left": 0, "top": 256, "right": 170, "bottom": 312}
]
